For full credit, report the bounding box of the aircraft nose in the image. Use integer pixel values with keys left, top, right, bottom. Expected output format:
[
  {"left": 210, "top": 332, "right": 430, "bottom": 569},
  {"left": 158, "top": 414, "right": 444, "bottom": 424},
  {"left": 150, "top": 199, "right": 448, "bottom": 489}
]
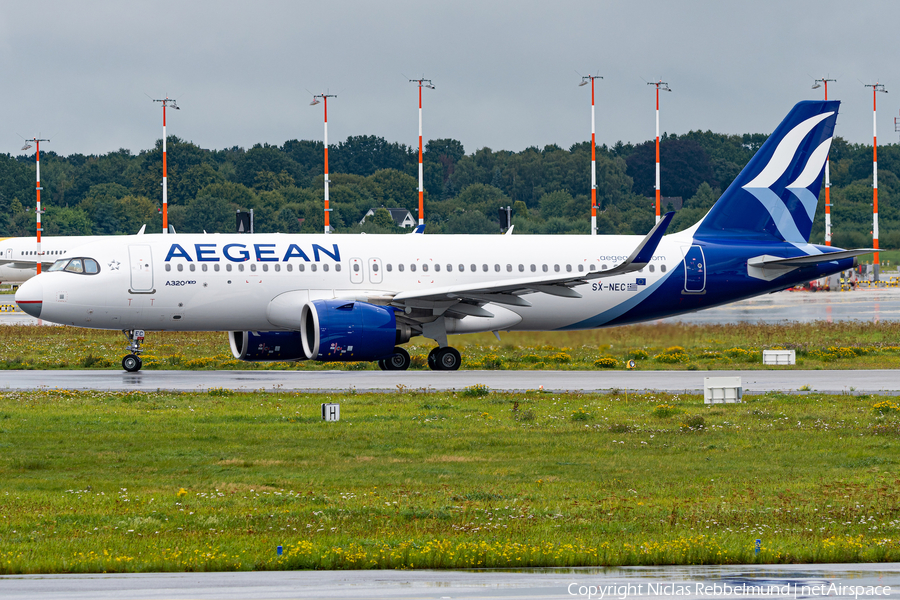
[{"left": 15, "top": 277, "right": 43, "bottom": 318}]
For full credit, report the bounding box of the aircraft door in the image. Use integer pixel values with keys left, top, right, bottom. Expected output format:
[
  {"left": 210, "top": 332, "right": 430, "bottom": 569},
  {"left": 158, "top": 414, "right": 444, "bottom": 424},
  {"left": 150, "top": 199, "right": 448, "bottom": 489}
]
[
  {"left": 349, "top": 257, "right": 364, "bottom": 284},
  {"left": 682, "top": 245, "right": 706, "bottom": 293},
  {"left": 368, "top": 258, "right": 383, "bottom": 284},
  {"left": 128, "top": 245, "right": 155, "bottom": 293}
]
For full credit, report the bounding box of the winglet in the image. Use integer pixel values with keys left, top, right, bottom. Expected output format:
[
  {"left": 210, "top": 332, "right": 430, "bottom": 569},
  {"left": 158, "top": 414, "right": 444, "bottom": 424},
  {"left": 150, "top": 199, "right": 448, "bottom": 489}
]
[
  {"left": 410, "top": 224, "right": 426, "bottom": 234},
  {"left": 595, "top": 211, "right": 674, "bottom": 278},
  {"left": 630, "top": 211, "right": 674, "bottom": 265}
]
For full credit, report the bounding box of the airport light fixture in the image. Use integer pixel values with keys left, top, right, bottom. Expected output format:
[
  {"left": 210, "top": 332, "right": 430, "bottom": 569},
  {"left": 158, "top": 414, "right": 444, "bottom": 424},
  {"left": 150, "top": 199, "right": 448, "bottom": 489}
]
[
  {"left": 410, "top": 78, "right": 435, "bottom": 226},
  {"left": 813, "top": 78, "right": 836, "bottom": 246},
  {"left": 581, "top": 74, "right": 603, "bottom": 235},
  {"left": 648, "top": 80, "right": 672, "bottom": 225},
  {"left": 22, "top": 138, "right": 49, "bottom": 273},
  {"left": 152, "top": 96, "right": 179, "bottom": 234},
  {"left": 864, "top": 82, "right": 887, "bottom": 273},
  {"left": 311, "top": 93, "right": 337, "bottom": 233}
]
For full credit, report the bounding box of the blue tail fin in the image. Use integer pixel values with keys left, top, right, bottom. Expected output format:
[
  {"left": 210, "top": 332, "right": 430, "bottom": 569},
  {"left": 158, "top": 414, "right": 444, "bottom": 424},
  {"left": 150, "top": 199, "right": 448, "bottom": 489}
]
[{"left": 695, "top": 100, "right": 839, "bottom": 243}]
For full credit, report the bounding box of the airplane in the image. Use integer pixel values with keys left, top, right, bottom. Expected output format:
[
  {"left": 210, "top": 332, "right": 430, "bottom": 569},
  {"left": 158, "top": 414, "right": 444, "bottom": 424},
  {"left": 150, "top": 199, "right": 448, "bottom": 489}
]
[
  {"left": 0, "top": 233, "right": 136, "bottom": 287},
  {"left": 15, "top": 100, "right": 873, "bottom": 373}
]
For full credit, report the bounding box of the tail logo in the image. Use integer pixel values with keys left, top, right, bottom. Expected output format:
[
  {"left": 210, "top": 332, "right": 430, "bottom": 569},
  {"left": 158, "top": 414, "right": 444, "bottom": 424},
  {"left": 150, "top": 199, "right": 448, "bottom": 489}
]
[{"left": 742, "top": 112, "right": 834, "bottom": 243}]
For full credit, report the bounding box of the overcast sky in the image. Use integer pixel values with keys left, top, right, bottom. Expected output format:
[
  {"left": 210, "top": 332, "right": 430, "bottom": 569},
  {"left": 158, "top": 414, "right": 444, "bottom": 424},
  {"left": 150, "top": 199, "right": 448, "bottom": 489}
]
[{"left": 3, "top": 1, "right": 899, "bottom": 157}]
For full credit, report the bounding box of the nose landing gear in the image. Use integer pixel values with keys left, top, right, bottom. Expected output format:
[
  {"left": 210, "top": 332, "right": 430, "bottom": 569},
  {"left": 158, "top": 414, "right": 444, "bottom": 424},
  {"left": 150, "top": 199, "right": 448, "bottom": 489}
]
[{"left": 122, "top": 329, "right": 145, "bottom": 373}]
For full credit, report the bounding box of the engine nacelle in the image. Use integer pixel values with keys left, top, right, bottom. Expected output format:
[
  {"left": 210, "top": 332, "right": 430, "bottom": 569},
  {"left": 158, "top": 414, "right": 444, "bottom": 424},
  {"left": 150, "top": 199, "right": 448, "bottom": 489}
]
[
  {"left": 229, "top": 330, "right": 307, "bottom": 362},
  {"left": 300, "top": 300, "right": 398, "bottom": 361}
]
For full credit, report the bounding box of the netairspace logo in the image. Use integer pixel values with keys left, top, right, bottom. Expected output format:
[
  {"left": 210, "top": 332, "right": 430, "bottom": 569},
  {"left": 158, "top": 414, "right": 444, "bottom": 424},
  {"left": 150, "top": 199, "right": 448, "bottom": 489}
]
[{"left": 566, "top": 581, "right": 893, "bottom": 599}]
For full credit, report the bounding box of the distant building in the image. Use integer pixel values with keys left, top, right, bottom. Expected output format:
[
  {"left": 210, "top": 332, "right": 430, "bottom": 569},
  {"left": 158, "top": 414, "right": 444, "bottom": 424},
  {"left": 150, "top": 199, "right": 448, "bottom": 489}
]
[{"left": 360, "top": 207, "right": 416, "bottom": 228}]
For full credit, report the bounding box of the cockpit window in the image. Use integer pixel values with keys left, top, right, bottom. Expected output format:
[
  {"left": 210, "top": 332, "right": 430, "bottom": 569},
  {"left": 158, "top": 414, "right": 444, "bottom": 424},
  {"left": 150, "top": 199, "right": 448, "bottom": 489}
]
[{"left": 52, "top": 257, "right": 101, "bottom": 275}]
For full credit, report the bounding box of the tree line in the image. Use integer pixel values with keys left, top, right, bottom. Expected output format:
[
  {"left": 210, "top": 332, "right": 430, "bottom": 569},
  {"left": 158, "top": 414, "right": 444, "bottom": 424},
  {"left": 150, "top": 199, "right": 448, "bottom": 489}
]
[{"left": 0, "top": 130, "right": 897, "bottom": 249}]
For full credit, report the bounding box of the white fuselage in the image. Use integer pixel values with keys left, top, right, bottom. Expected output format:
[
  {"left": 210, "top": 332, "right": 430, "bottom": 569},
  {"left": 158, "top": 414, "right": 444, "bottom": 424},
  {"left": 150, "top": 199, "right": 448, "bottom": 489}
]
[
  {"left": 23, "top": 232, "right": 686, "bottom": 333},
  {"left": 0, "top": 236, "right": 112, "bottom": 285}
]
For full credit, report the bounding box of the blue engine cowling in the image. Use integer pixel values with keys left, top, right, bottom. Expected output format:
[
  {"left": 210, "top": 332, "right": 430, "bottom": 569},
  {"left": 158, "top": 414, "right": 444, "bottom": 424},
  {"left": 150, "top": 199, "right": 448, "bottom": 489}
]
[
  {"left": 228, "top": 330, "right": 307, "bottom": 362},
  {"left": 300, "top": 300, "right": 397, "bottom": 361}
]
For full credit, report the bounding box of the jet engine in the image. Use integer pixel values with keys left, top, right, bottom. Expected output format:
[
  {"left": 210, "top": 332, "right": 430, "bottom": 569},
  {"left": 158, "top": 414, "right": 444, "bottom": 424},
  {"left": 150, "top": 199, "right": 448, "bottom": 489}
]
[
  {"left": 228, "top": 330, "right": 307, "bottom": 362},
  {"left": 300, "top": 300, "right": 402, "bottom": 361}
]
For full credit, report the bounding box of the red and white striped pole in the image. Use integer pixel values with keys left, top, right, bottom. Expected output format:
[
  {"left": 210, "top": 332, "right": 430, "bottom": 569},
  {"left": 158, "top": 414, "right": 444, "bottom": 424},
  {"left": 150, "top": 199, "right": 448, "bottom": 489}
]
[
  {"left": 410, "top": 78, "right": 434, "bottom": 227},
  {"left": 580, "top": 75, "right": 603, "bottom": 235},
  {"left": 152, "top": 97, "right": 179, "bottom": 233},
  {"left": 311, "top": 93, "right": 337, "bottom": 233},
  {"left": 865, "top": 82, "right": 887, "bottom": 275},
  {"left": 813, "top": 78, "right": 836, "bottom": 245},
  {"left": 648, "top": 81, "right": 671, "bottom": 225},
  {"left": 25, "top": 138, "right": 49, "bottom": 274}
]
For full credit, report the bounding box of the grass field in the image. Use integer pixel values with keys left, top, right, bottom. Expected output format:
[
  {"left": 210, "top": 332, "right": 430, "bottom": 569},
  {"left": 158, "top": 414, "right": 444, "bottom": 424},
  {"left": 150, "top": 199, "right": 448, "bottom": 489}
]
[
  {"left": 2, "top": 321, "right": 900, "bottom": 371},
  {"left": 1, "top": 387, "right": 900, "bottom": 573}
]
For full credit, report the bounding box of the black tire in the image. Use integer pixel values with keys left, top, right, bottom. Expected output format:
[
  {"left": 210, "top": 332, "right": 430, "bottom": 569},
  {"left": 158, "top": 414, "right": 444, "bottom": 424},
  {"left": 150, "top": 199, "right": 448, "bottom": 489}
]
[
  {"left": 122, "top": 354, "right": 142, "bottom": 373},
  {"left": 383, "top": 346, "right": 411, "bottom": 371},
  {"left": 434, "top": 347, "right": 461, "bottom": 371},
  {"left": 377, "top": 358, "right": 387, "bottom": 371},
  {"left": 427, "top": 347, "right": 439, "bottom": 370}
]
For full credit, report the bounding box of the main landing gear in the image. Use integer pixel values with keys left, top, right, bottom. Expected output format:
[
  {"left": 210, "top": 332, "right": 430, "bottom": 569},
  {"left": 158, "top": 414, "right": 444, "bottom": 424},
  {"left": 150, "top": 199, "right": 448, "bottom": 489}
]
[
  {"left": 427, "top": 346, "right": 461, "bottom": 371},
  {"left": 377, "top": 346, "right": 411, "bottom": 371},
  {"left": 122, "top": 329, "right": 145, "bottom": 373}
]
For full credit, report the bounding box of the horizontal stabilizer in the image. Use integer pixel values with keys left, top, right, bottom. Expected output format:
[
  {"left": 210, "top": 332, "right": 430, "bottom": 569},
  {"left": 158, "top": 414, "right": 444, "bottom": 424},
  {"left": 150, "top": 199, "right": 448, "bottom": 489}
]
[{"left": 748, "top": 248, "right": 876, "bottom": 268}]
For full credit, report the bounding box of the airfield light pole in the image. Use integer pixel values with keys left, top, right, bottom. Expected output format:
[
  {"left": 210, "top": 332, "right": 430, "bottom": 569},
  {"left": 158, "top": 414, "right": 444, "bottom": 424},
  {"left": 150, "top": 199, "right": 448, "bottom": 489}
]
[
  {"left": 648, "top": 80, "right": 671, "bottom": 225},
  {"left": 580, "top": 74, "right": 603, "bottom": 235},
  {"left": 865, "top": 82, "right": 887, "bottom": 276},
  {"left": 22, "top": 138, "right": 49, "bottom": 274},
  {"left": 152, "top": 96, "right": 179, "bottom": 234},
  {"left": 410, "top": 78, "right": 434, "bottom": 227},
  {"left": 812, "top": 78, "right": 836, "bottom": 246},
  {"left": 311, "top": 93, "right": 337, "bottom": 233}
]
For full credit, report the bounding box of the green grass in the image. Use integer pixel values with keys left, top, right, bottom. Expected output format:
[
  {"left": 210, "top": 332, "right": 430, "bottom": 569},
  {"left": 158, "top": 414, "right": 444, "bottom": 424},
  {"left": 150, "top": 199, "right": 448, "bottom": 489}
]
[
  {"left": 1, "top": 388, "right": 900, "bottom": 572},
  {"left": 2, "top": 322, "right": 900, "bottom": 371}
]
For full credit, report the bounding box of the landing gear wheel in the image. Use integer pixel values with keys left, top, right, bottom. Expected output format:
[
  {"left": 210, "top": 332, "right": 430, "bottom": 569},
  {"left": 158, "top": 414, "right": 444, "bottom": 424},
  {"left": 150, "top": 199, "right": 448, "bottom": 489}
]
[
  {"left": 429, "top": 346, "right": 461, "bottom": 371},
  {"left": 122, "top": 354, "right": 142, "bottom": 373},
  {"left": 382, "top": 346, "right": 411, "bottom": 371}
]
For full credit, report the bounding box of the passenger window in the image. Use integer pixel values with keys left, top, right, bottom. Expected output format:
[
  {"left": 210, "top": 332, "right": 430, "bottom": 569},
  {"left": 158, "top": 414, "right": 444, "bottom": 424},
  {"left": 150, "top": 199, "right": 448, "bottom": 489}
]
[
  {"left": 458, "top": 264, "right": 464, "bottom": 272},
  {"left": 274, "top": 264, "right": 280, "bottom": 272},
  {"left": 202, "top": 264, "right": 208, "bottom": 272},
  {"left": 410, "top": 264, "right": 416, "bottom": 272},
  {"left": 649, "top": 265, "right": 655, "bottom": 273},
  {"left": 506, "top": 264, "right": 512, "bottom": 272},
  {"left": 177, "top": 264, "right": 184, "bottom": 272},
  {"left": 353, "top": 263, "right": 360, "bottom": 272},
  {"left": 286, "top": 264, "right": 292, "bottom": 272},
  {"left": 335, "top": 264, "right": 341, "bottom": 272},
  {"left": 386, "top": 264, "right": 392, "bottom": 272},
  {"left": 311, "top": 264, "right": 317, "bottom": 272},
  {"left": 578, "top": 264, "right": 583, "bottom": 272},
  {"left": 299, "top": 264, "right": 305, "bottom": 272},
  {"left": 399, "top": 264, "right": 405, "bottom": 272},
  {"left": 601, "top": 264, "right": 608, "bottom": 270},
  {"left": 554, "top": 265, "right": 560, "bottom": 272},
  {"left": 447, "top": 264, "right": 453, "bottom": 272},
  {"left": 238, "top": 264, "right": 244, "bottom": 272},
  {"left": 566, "top": 264, "right": 572, "bottom": 272},
  {"left": 422, "top": 264, "right": 428, "bottom": 272},
  {"left": 226, "top": 264, "right": 233, "bottom": 272},
  {"left": 434, "top": 264, "right": 440, "bottom": 272},
  {"left": 661, "top": 264, "right": 667, "bottom": 273},
  {"left": 530, "top": 264, "right": 536, "bottom": 272},
  {"left": 470, "top": 264, "right": 476, "bottom": 272},
  {"left": 250, "top": 264, "right": 257, "bottom": 272},
  {"left": 494, "top": 264, "right": 500, "bottom": 272},
  {"left": 372, "top": 263, "right": 379, "bottom": 272},
  {"left": 518, "top": 264, "right": 524, "bottom": 272},
  {"left": 165, "top": 264, "right": 171, "bottom": 272},
  {"left": 190, "top": 264, "right": 196, "bottom": 272},
  {"left": 482, "top": 264, "right": 488, "bottom": 272},
  {"left": 590, "top": 265, "right": 596, "bottom": 271},
  {"left": 542, "top": 265, "right": 548, "bottom": 272},
  {"left": 324, "top": 264, "right": 330, "bottom": 272},
  {"left": 262, "top": 264, "right": 268, "bottom": 272}
]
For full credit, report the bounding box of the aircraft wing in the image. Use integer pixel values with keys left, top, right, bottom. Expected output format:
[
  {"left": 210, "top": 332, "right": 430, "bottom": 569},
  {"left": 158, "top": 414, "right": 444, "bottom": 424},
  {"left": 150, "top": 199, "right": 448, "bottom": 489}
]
[
  {"left": 0, "top": 259, "right": 53, "bottom": 269},
  {"left": 389, "top": 212, "right": 674, "bottom": 310}
]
